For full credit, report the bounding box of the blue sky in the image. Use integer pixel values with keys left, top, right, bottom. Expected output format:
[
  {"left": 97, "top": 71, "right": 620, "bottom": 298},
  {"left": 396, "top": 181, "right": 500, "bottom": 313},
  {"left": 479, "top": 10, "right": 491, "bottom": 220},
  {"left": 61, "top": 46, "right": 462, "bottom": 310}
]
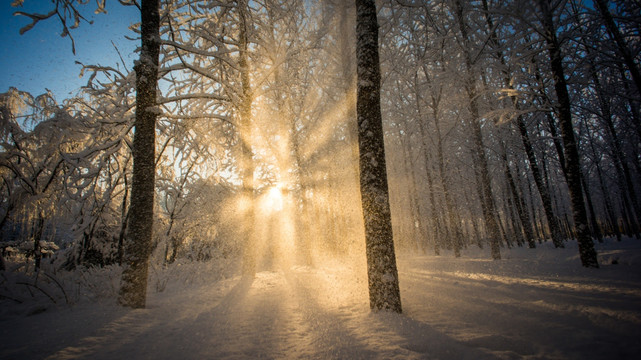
[{"left": 1, "top": 1, "right": 139, "bottom": 101}]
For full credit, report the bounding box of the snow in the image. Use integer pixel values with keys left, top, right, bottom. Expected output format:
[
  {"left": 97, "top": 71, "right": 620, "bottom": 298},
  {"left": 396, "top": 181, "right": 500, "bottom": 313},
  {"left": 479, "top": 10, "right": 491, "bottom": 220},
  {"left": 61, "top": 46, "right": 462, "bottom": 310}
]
[{"left": 2, "top": 238, "right": 641, "bottom": 359}]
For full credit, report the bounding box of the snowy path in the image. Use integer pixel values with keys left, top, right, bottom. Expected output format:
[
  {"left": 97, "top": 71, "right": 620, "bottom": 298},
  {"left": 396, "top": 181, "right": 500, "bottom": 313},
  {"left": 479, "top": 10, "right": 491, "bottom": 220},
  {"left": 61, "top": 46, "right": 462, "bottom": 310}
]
[
  {"left": 399, "top": 258, "right": 641, "bottom": 359},
  {"left": 2, "top": 240, "right": 641, "bottom": 359},
  {"left": 1, "top": 265, "right": 488, "bottom": 360}
]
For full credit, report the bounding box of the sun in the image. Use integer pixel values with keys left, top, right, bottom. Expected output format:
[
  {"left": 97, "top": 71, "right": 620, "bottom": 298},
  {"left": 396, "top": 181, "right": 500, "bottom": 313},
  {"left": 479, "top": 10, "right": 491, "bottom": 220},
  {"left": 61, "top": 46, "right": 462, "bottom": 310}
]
[{"left": 262, "top": 186, "right": 284, "bottom": 213}]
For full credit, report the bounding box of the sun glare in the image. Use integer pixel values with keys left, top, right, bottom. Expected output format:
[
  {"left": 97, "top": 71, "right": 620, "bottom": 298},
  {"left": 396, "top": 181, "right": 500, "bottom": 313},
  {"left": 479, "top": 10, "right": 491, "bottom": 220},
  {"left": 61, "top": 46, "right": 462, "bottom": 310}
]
[{"left": 263, "top": 186, "right": 284, "bottom": 213}]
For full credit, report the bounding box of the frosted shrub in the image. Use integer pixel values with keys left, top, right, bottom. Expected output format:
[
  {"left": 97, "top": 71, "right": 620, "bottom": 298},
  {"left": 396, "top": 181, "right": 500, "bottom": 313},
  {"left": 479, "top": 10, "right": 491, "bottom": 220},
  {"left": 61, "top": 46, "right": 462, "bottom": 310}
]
[
  {"left": 148, "top": 251, "right": 241, "bottom": 294},
  {"left": 73, "top": 264, "right": 123, "bottom": 301}
]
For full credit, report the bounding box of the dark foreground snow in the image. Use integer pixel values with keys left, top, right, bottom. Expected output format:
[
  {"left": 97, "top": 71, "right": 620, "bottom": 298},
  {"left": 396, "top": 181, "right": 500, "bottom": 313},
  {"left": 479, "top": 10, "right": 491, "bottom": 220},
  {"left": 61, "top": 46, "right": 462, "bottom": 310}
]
[{"left": 1, "top": 238, "right": 640, "bottom": 359}]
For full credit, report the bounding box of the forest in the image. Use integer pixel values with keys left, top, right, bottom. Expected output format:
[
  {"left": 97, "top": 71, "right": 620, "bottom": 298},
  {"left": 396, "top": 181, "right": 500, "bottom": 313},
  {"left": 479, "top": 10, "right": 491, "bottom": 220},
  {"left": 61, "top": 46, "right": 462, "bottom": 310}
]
[{"left": 1, "top": 0, "right": 641, "bottom": 355}]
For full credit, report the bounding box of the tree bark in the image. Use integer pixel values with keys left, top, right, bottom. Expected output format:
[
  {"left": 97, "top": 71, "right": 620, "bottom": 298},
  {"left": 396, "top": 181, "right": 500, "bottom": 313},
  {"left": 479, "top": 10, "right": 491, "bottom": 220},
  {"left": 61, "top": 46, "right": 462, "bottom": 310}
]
[
  {"left": 118, "top": 0, "right": 160, "bottom": 308},
  {"left": 355, "top": 0, "right": 401, "bottom": 313}
]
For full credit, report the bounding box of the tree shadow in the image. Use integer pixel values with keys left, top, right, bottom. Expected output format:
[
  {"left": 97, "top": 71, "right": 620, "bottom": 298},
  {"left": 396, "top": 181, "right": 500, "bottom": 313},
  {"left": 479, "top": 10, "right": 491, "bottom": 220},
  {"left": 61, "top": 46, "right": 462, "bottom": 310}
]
[
  {"left": 371, "top": 311, "right": 499, "bottom": 359},
  {"left": 283, "top": 269, "right": 496, "bottom": 359}
]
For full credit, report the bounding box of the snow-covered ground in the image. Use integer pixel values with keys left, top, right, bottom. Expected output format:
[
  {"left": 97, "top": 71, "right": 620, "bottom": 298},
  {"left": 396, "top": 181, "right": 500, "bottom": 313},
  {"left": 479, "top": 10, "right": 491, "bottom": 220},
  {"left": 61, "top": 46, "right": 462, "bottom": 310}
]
[{"left": 2, "top": 238, "right": 640, "bottom": 359}]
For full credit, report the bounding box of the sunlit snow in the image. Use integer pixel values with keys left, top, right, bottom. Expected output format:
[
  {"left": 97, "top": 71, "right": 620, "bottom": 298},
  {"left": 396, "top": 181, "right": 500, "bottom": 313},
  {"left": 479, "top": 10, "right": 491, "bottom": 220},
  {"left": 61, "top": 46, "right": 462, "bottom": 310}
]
[{"left": 2, "top": 238, "right": 640, "bottom": 359}]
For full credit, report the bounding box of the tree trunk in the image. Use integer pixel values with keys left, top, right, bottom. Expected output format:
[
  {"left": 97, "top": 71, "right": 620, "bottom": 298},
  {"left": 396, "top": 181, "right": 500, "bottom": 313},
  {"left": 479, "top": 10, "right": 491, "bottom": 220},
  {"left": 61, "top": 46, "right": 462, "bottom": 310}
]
[
  {"left": 515, "top": 115, "right": 564, "bottom": 246},
  {"left": 118, "top": 0, "right": 160, "bottom": 308},
  {"left": 355, "top": 0, "right": 401, "bottom": 313},
  {"left": 538, "top": 0, "right": 598, "bottom": 267}
]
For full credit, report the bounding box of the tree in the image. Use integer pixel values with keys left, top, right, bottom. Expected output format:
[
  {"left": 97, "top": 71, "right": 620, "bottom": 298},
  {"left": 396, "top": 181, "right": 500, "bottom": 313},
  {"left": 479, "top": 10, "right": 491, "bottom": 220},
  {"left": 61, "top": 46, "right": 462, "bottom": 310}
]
[
  {"left": 537, "top": 0, "right": 598, "bottom": 268},
  {"left": 118, "top": 0, "right": 161, "bottom": 307},
  {"left": 0, "top": 90, "right": 72, "bottom": 269},
  {"left": 11, "top": 0, "right": 161, "bottom": 308},
  {"left": 355, "top": 0, "right": 401, "bottom": 313},
  {"left": 452, "top": 0, "right": 502, "bottom": 259}
]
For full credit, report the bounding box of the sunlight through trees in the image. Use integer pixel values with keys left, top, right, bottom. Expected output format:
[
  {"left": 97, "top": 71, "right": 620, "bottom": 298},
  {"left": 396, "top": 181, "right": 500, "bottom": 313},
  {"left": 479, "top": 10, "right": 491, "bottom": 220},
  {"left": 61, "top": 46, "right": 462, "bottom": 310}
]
[{"left": 3, "top": 0, "right": 641, "bottom": 311}]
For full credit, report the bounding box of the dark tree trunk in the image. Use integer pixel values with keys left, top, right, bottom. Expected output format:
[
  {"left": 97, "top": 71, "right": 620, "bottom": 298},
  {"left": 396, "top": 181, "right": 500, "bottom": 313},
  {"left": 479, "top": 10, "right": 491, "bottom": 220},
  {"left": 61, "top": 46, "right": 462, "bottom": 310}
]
[
  {"left": 543, "top": 111, "right": 602, "bottom": 241},
  {"left": 167, "top": 237, "right": 179, "bottom": 264},
  {"left": 355, "top": 0, "right": 401, "bottom": 313},
  {"left": 538, "top": 0, "right": 599, "bottom": 267},
  {"left": 118, "top": 0, "right": 160, "bottom": 308},
  {"left": 515, "top": 115, "right": 564, "bottom": 247}
]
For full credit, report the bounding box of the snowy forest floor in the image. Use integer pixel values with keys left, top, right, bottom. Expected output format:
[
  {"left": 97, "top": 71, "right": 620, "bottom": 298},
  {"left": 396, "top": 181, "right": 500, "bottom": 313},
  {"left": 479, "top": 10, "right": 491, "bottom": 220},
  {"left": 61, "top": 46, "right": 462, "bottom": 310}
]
[{"left": 1, "top": 238, "right": 641, "bottom": 359}]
